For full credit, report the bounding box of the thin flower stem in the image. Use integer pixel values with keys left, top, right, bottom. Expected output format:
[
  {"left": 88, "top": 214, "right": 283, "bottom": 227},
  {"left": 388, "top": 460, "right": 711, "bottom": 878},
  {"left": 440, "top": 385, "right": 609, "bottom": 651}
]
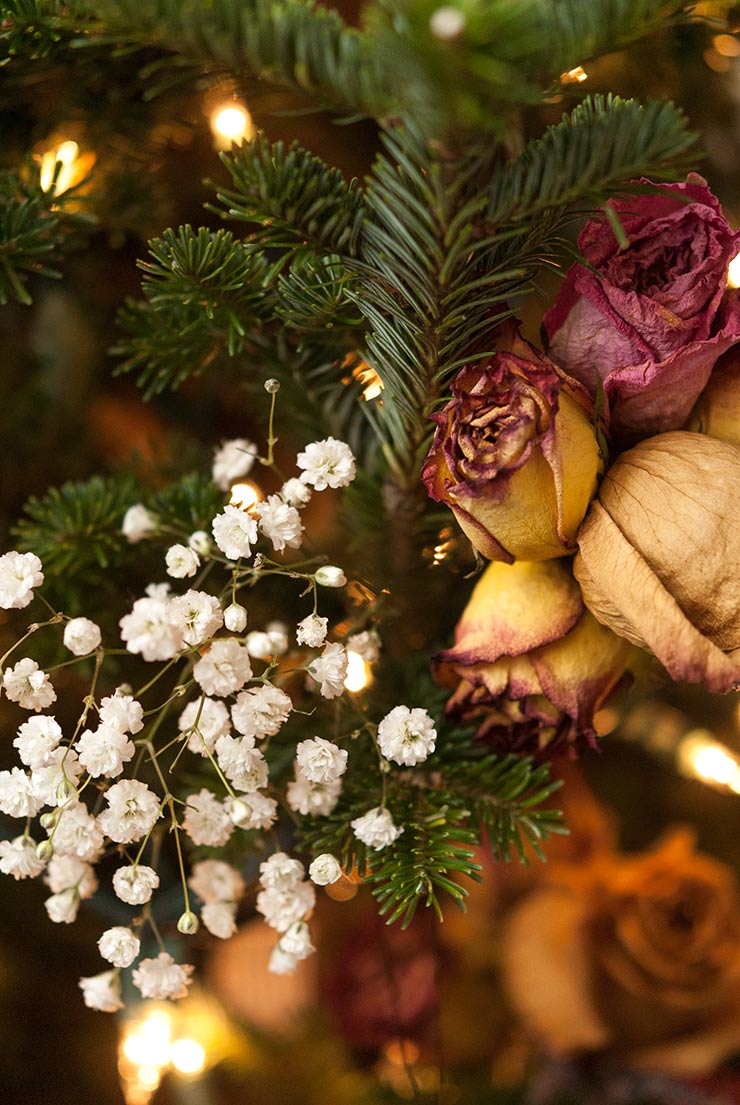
[
  {"left": 0, "top": 614, "right": 63, "bottom": 668},
  {"left": 168, "top": 798, "right": 191, "bottom": 914},
  {"left": 134, "top": 656, "right": 182, "bottom": 699},
  {"left": 133, "top": 799, "right": 169, "bottom": 865}
]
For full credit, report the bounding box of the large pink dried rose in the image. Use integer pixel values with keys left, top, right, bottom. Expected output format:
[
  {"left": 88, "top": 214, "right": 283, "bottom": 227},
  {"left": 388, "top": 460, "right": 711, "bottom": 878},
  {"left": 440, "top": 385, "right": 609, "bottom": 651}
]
[
  {"left": 544, "top": 176, "right": 740, "bottom": 439},
  {"left": 422, "top": 324, "right": 602, "bottom": 562},
  {"left": 575, "top": 431, "right": 740, "bottom": 693},
  {"left": 432, "top": 559, "right": 633, "bottom": 753}
]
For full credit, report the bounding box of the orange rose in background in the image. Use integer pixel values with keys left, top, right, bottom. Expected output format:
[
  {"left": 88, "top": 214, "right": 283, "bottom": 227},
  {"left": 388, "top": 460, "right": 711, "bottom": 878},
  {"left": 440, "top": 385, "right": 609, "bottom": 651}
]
[
  {"left": 422, "top": 322, "right": 602, "bottom": 563},
  {"left": 575, "top": 431, "right": 740, "bottom": 694},
  {"left": 502, "top": 831, "right": 740, "bottom": 1075},
  {"left": 433, "top": 559, "right": 633, "bottom": 753}
]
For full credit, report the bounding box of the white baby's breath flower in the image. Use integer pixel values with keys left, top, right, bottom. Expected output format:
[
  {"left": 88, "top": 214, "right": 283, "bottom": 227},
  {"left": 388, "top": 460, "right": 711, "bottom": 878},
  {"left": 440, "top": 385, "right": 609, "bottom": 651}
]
[
  {"left": 202, "top": 900, "right": 238, "bottom": 939},
  {"left": 99, "top": 691, "right": 144, "bottom": 735},
  {"left": 245, "top": 621, "right": 289, "bottom": 660},
  {"left": 120, "top": 589, "right": 183, "bottom": 662},
  {"left": 79, "top": 970, "right": 123, "bottom": 1013},
  {"left": 45, "top": 888, "right": 80, "bottom": 924},
  {"left": 30, "top": 747, "right": 82, "bottom": 807},
  {"left": 296, "top": 614, "right": 328, "bottom": 648},
  {"left": 268, "top": 944, "right": 299, "bottom": 975},
  {"left": 46, "top": 854, "right": 97, "bottom": 897},
  {"left": 0, "top": 550, "right": 44, "bottom": 609},
  {"left": 351, "top": 807, "right": 403, "bottom": 850},
  {"left": 212, "top": 505, "right": 258, "bottom": 560},
  {"left": 266, "top": 621, "right": 289, "bottom": 654},
  {"left": 182, "top": 789, "right": 233, "bottom": 847},
  {"left": 98, "top": 926, "right": 140, "bottom": 968},
  {"left": 308, "top": 854, "right": 343, "bottom": 886},
  {"left": 178, "top": 697, "right": 231, "bottom": 755},
  {"left": 314, "top": 565, "right": 347, "bottom": 588},
  {"left": 193, "top": 638, "right": 252, "bottom": 696},
  {"left": 189, "top": 859, "right": 245, "bottom": 904},
  {"left": 296, "top": 438, "right": 356, "bottom": 490},
  {"left": 0, "top": 836, "right": 46, "bottom": 880},
  {"left": 3, "top": 658, "right": 56, "bottom": 712},
  {"left": 228, "top": 791, "right": 277, "bottom": 830},
  {"left": 0, "top": 767, "right": 43, "bottom": 818},
  {"left": 307, "top": 642, "right": 348, "bottom": 699},
  {"left": 215, "top": 735, "right": 268, "bottom": 792},
  {"left": 280, "top": 477, "right": 312, "bottom": 508},
  {"left": 212, "top": 438, "right": 258, "bottom": 491},
  {"left": 223, "top": 602, "right": 247, "bottom": 633},
  {"left": 76, "top": 724, "right": 135, "bottom": 779},
  {"left": 345, "top": 629, "right": 381, "bottom": 663},
  {"left": 278, "top": 920, "right": 315, "bottom": 960},
  {"left": 14, "top": 715, "right": 62, "bottom": 769},
  {"left": 377, "top": 705, "right": 437, "bottom": 766},
  {"left": 188, "top": 530, "right": 211, "bottom": 556},
  {"left": 51, "top": 802, "right": 104, "bottom": 862},
  {"left": 168, "top": 589, "right": 223, "bottom": 647},
  {"left": 259, "top": 852, "right": 305, "bottom": 890},
  {"left": 255, "top": 494, "right": 304, "bottom": 552},
  {"left": 295, "top": 737, "right": 348, "bottom": 784},
  {"left": 132, "top": 953, "right": 193, "bottom": 1001},
  {"left": 122, "top": 504, "right": 157, "bottom": 543},
  {"left": 286, "top": 769, "right": 342, "bottom": 817},
  {"left": 231, "top": 684, "right": 292, "bottom": 739},
  {"left": 256, "top": 882, "right": 316, "bottom": 933},
  {"left": 112, "top": 864, "right": 159, "bottom": 905},
  {"left": 165, "top": 544, "right": 200, "bottom": 579},
  {"left": 97, "top": 780, "right": 160, "bottom": 844},
  {"left": 63, "top": 617, "right": 102, "bottom": 656}
]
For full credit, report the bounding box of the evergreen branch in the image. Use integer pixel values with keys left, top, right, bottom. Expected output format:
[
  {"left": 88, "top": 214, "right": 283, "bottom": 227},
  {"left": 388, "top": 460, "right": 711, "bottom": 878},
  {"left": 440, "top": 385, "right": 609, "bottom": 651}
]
[
  {"left": 0, "top": 0, "right": 92, "bottom": 61},
  {"left": 149, "top": 472, "right": 227, "bottom": 535},
  {"left": 214, "top": 135, "right": 366, "bottom": 257},
  {"left": 487, "top": 94, "right": 696, "bottom": 223},
  {"left": 89, "top": 0, "right": 388, "bottom": 118},
  {"left": 275, "top": 253, "right": 365, "bottom": 332}
]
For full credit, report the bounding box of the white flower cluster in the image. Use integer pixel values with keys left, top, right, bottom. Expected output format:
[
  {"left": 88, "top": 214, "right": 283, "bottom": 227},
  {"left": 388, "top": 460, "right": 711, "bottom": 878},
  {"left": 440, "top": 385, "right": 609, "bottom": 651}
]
[{"left": 256, "top": 853, "right": 317, "bottom": 974}]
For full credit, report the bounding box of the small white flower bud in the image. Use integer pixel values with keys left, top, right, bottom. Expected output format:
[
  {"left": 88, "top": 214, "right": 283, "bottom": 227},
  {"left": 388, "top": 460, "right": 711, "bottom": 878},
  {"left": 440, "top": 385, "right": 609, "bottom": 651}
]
[
  {"left": 177, "top": 910, "right": 200, "bottom": 935},
  {"left": 224, "top": 602, "right": 248, "bottom": 633},
  {"left": 315, "top": 565, "right": 347, "bottom": 588},
  {"left": 229, "top": 798, "right": 250, "bottom": 826},
  {"left": 39, "top": 812, "right": 57, "bottom": 830},
  {"left": 188, "top": 530, "right": 211, "bottom": 556},
  {"left": 308, "top": 854, "right": 343, "bottom": 886},
  {"left": 56, "top": 778, "right": 73, "bottom": 804},
  {"left": 36, "top": 840, "right": 54, "bottom": 862},
  {"left": 264, "top": 378, "right": 281, "bottom": 394}
]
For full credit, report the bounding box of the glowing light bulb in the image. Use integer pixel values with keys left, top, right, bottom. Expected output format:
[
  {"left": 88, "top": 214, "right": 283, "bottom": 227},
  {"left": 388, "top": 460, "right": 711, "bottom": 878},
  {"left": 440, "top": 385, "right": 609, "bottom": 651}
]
[
  {"left": 344, "top": 649, "right": 372, "bottom": 692},
  {"left": 122, "top": 1009, "right": 173, "bottom": 1069},
  {"left": 39, "top": 139, "right": 95, "bottom": 195},
  {"left": 678, "top": 731, "right": 740, "bottom": 794},
  {"left": 561, "top": 66, "right": 588, "bottom": 84},
  {"left": 728, "top": 252, "right": 740, "bottom": 288},
  {"left": 229, "top": 481, "right": 261, "bottom": 510},
  {"left": 170, "top": 1037, "right": 207, "bottom": 1076},
  {"left": 210, "top": 103, "right": 254, "bottom": 148}
]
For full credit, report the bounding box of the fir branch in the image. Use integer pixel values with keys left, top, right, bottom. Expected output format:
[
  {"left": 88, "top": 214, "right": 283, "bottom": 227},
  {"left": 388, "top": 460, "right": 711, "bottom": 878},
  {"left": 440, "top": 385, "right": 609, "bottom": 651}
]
[
  {"left": 214, "top": 136, "right": 366, "bottom": 258},
  {"left": 149, "top": 472, "right": 227, "bottom": 535},
  {"left": 487, "top": 94, "right": 696, "bottom": 223},
  {"left": 0, "top": 0, "right": 91, "bottom": 61},
  {"left": 275, "top": 253, "right": 365, "bottom": 332}
]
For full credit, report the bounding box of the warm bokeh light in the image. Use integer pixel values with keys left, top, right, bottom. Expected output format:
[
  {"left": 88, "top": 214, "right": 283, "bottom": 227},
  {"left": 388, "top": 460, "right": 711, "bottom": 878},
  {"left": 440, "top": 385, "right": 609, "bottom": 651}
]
[
  {"left": 39, "top": 139, "right": 95, "bottom": 195},
  {"left": 344, "top": 649, "right": 372, "bottom": 692},
  {"left": 122, "top": 1009, "right": 173, "bottom": 1068},
  {"left": 210, "top": 103, "right": 254, "bottom": 148},
  {"left": 561, "top": 65, "right": 588, "bottom": 84},
  {"left": 714, "top": 33, "right": 740, "bottom": 57},
  {"left": 229, "top": 481, "right": 262, "bottom": 510},
  {"left": 678, "top": 731, "right": 740, "bottom": 794},
  {"left": 170, "top": 1038, "right": 207, "bottom": 1076},
  {"left": 728, "top": 252, "right": 740, "bottom": 288}
]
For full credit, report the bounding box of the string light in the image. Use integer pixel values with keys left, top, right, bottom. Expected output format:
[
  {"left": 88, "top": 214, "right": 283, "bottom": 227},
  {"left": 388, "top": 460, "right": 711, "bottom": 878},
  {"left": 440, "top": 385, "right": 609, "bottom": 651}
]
[
  {"left": 170, "top": 1038, "right": 207, "bottom": 1076},
  {"left": 561, "top": 66, "right": 588, "bottom": 84},
  {"left": 344, "top": 649, "right": 372, "bottom": 692},
  {"left": 229, "top": 481, "right": 262, "bottom": 510},
  {"left": 210, "top": 103, "right": 254, "bottom": 149},
  {"left": 728, "top": 252, "right": 740, "bottom": 288},
  {"left": 38, "top": 139, "right": 95, "bottom": 195},
  {"left": 677, "top": 730, "right": 740, "bottom": 794},
  {"left": 713, "top": 33, "right": 740, "bottom": 57}
]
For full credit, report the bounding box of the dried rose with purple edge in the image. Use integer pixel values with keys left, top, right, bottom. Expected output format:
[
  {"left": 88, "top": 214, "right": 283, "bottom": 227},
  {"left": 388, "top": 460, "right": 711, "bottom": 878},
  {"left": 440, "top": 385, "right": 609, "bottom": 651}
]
[{"left": 544, "top": 175, "right": 740, "bottom": 439}]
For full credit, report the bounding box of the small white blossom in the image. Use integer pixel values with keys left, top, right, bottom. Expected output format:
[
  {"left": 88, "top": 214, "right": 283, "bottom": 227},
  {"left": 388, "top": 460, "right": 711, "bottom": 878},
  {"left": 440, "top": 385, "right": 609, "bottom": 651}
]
[
  {"left": 99, "top": 691, "right": 144, "bottom": 735},
  {"left": 112, "top": 864, "right": 159, "bottom": 905},
  {"left": 193, "top": 638, "right": 252, "bottom": 696},
  {"left": 122, "top": 504, "right": 157, "bottom": 543},
  {"left": 0, "top": 550, "right": 44, "bottom": 609},
  {"left": 30, "top": 747, "right": 82, "bottom": 807},
  {"left": 165, "top": 544, "right": 200, "bottom": 579},
  {"left": 77, "top": 724, "right": 135, "bottom": 779},
  {"left": 46, "top": 854, "right": 97, "bottom": 897},
  {"left": 295, "top": 737, "right": 348, "bottom": 784},
  {"left": 280, "top": 477, "right": 312, "bottom": 508},
  {"left": 259, "top": 852, "right": 305, "bottom": 890},
  {"left": 245, "top": 622, "right": 289, "bottom": 660},
  {"left": 212, "top": 505, "right": 258, "bottom": 560},
  {"left": 202, "top": 900, "right": 238, "bottom": 939},
  {"left": 308, "top": 854, "right": 343, "bottom": 886},
  {"left": 45, "top": 888, "right": 80, "bottom": 924},
  {"left": 51, "top": 802, "right": 104, "bottom": 861},
  {"left": 120, "top": 589, "right": 182, "bottom": 662},
  {"left": 314, "top": 565, "right": 347, "bottom": 589},
  {"left": 212, "top": 438, "right": 258, "bottom": 491},
  {"left": 296, "top": 614, "right": 328, "bottom": 648},
  {"left": 178, "top": 697, "right": 231, "bottom": 755},
  {"left": 132, "top": 953, "right": 194, "bottom": 1001},
  {"left": 0, "top": 836, "right": 46, "bottom": 880},
  {"left": 265, "top": 621, "right": 289, "bottom": 654},
  {"left": 351, "top": 806, "right": 403, "bottom": 850},
  {"left": 97, "top": 780, "right": 161, "bottom": 844},
  {"left": 0, "top": 768, "right": 43, "bottom": 818},
  {"left": 269, "top": 944, "right": 299, "bottom": 975},
  {"left": 296, "top": 437, "right": 356, "bottom": 490},
  {"left": 255, "top": 494, "right": 304, "bottom": 552},
  {"left": 308, "top": 642, "right": 348, "bottom": 699},
  {"left": 231, "top": 684, "right": 292, "bottom": 740},
  {"left": 257, "top": 882, "right": 316, "bottom": 933},
  {"left": 345, "top": 629, "right": 381, "bottom": 663},
  {"left": 79, "top": 970, "right": 123, "bottom": 1013},
  {"left": 182, "top": 789, "right": 233, "bottom": 847},
  {"left": 228, "top": 791, "right": 277, "bottom": 830},
  {"left": 3, "top": 658, "right": 56, "bottom": 712},
  {"left": 189, "top": 859, "right": 245, "bottom": 904},
  {"left": 188, "top": 530, "right": 211, "bottom": 556},
  {"left": 168, "top": 589, "right": 223, "bottom": 647},
  {"left": 14, "top": 715, "right": 62, "bottom": 769},
  {"left": 377, "top": 705, "right": 437, "bottom": 766},
  {"left": 215, "top": 735, "right": 268, "bottom": 792},
  {"left": 223, "top": 602, "right": 247, "bottom": 633},
  {"left": 286, "top": 769, "right": 342, "bottom": 817},
  {"left": 278, "top": 920, "right": 315, "bottom": 960},
  {"left": 63, "top": 617, "right": 101, "bottom": 656},
  {"left": 98, "top": 927, "right": 140, "bottom": 968},
  {"left": 429, "top": 5, "right": 466, "bottom": 40}
]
